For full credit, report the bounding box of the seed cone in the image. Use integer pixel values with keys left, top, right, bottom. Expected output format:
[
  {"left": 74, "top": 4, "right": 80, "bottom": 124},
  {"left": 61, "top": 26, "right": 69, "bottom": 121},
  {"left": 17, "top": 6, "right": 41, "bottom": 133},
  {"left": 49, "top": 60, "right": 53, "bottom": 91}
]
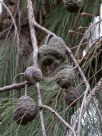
[
  {"left": 56, "top": 66, "right": 75, "bottom": 88},
  {"left": 48, "top": 36, "right": 66, "bottom": 60},
  {"left": 12, "top": 96, "right": 38, "bottom": 125},
  {"left": 24, "top": 66, "right": 42, "bottom": 84},
  {"left": 64, "top": 0, "right": 83, "bottom": 12},
  {"left": 38, "top": 36, "right": 67, "bottom": 67},
  {"left": 39, "top": 54, "right": 58, "bottom": 67},
  {"left": 64, "top": 87, "right": 80, "bottom": 106}
]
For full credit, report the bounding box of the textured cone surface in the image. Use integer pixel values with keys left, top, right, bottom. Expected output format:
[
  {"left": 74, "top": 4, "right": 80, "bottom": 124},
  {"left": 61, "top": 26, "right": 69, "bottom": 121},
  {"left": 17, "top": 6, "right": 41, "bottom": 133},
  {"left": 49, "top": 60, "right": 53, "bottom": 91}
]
[
  {"left": 48, "top": 36, "right": 66, "bottom": 59},
  {"left": 65, "top": 87, "right": 80, "bottom": 106},
  {"left": 48, "top": 36, "right": 66, "bottom": 47},
  {"left": 38, "top": 45, "right": 66, "bottom": 62},
  {"left": 56, "top": 66, "right": 75, "bottom": 88},
  {"left": 12, "top": 96, "right": 37, "bottom": 125},
  {"left": 39, "top": 54, "right": 57, "bottom": 67},
  {"left": 64, "top": 0, "right": 83, "bottom": 12},
  {"left": 38, "top": 37, "right": 66, "bottom": 67},
  {"left": 24, "top": 66, "right": 42, "bottom": 84}
]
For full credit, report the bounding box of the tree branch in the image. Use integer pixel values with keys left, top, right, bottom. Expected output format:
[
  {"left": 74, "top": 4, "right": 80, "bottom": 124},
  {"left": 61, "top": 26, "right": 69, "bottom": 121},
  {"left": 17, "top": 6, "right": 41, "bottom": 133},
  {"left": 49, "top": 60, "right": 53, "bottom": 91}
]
[
  {"left": 27, "top": 0, "right": 38, "bottom": 67},
  {"left": 27, "top": 0, "right": 46, "bottom": 136},
  {"left": 0, "top": 81, "right": 29, "bottom": 92},
  {"left": 40, "top": 105, "right": 76, "bottom": 136},
  {"left": 32, "top": 21, "right": 56, "bottom": 37}
]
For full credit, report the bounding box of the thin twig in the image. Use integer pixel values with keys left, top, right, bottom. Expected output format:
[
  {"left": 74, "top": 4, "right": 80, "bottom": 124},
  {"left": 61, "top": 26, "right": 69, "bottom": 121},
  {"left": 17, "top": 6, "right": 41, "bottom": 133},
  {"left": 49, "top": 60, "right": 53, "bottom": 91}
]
[
  {"left": 32, "top": 21, "right": 56, "bottom": 37},
  {"left": 36, "top": 83, "right": 47, "bottom": 136},
  {"left": 0, "top": 1, "right": 20, "bottom": 48},
  {"left": 75, "top": 18, "right": 102, "bottom": 57},
  {"left": 0, "top": 81, "right": 29, "bottom": 92},
  {"left": 40, "top": 104, "right": 76, "bottom": 136},
  {"left": 69, "top": 116, "right": 79, "bottom": 136},
  {"left": 0, "top": 1, "right": 20, "bottom": 79},
  {"left": 93, "top": 97, "right": 102, "bottom": 123},
  {"left": 64, "top": 93, "right": 84, "bottom": 114},
  {"left": 86, "top": 78, "right": 102, "bottom": 106},
  {"left": 77, "top": 87, "right": 89, "bottom": 136},
  {"left": 79, "top": 36, "right": 102, "bottom": 66}
]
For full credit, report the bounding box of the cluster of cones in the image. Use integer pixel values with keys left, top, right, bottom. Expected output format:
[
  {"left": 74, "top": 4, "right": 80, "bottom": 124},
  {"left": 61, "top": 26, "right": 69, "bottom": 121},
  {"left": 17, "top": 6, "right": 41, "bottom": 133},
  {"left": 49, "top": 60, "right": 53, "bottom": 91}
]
[{"left": 12, "top": 36, "right": 80, "bottom": 125}]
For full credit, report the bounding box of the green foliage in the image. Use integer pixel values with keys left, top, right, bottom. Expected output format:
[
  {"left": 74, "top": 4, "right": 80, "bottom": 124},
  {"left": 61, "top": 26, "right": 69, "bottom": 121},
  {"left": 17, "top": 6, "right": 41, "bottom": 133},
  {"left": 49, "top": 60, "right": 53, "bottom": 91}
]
[
  {"left": 0, "top": 39, "right": 17, "bottom": 86},
  {"left": 0, "top": 0, "right": 102, "bottom": 136},
  {"left": 1, "top": 76, "right": 81, "bottom": 136}
]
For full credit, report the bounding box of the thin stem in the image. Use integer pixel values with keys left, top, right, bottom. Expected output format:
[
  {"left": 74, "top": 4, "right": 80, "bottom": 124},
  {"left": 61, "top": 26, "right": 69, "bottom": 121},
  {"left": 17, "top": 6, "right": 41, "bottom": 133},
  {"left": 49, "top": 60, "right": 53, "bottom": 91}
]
[
  {"left": 25, "top": 83, "right": 28, "bottom": 96},
  {"left": 36, "top": 83, "right": 47, "bottom": 136},
  {"left": 0, "top": 81, "right": 29, "bottom": 92},
  {"left": 75, "top": 18, "right": 102, "bottom": 57},
  {"left": 40, "top": 104, "right": 76, "bottom": 136}
]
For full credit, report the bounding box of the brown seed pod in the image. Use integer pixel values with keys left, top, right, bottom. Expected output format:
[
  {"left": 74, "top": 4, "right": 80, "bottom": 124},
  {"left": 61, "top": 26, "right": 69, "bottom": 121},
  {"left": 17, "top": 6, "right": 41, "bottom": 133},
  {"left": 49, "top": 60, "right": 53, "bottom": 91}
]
[
  {"left": 38, "top": 45, "right": 66, "bottom": 64},
  {"left": 38, "top": 54, "right": 58, "bottom": 67},
  {"left": 12, "top": 96, "right": 38, "bottom": 125},
  {"left": 64, "top": 0, "right": 83, "bottom": 12},
  {"left": 39, "top": 57, "right": 61, "bottom": 77},
  {"left": 64, "top": 87, "right": 80, "bottom": 106},
  {"left": 48, "top": 36, "right": 66, "bottom": 47},
  {"left": 48, "top": 36, "right": 67, "bottom": 60},
  {"left": 38, "top": 36, "right": 67, "bottom": 67},
  {"left": 24, "top": 66, "right": 42, "bottom": 84},
  {"left": 56, "top": 66, "right": 75, "bottom": 88}
]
